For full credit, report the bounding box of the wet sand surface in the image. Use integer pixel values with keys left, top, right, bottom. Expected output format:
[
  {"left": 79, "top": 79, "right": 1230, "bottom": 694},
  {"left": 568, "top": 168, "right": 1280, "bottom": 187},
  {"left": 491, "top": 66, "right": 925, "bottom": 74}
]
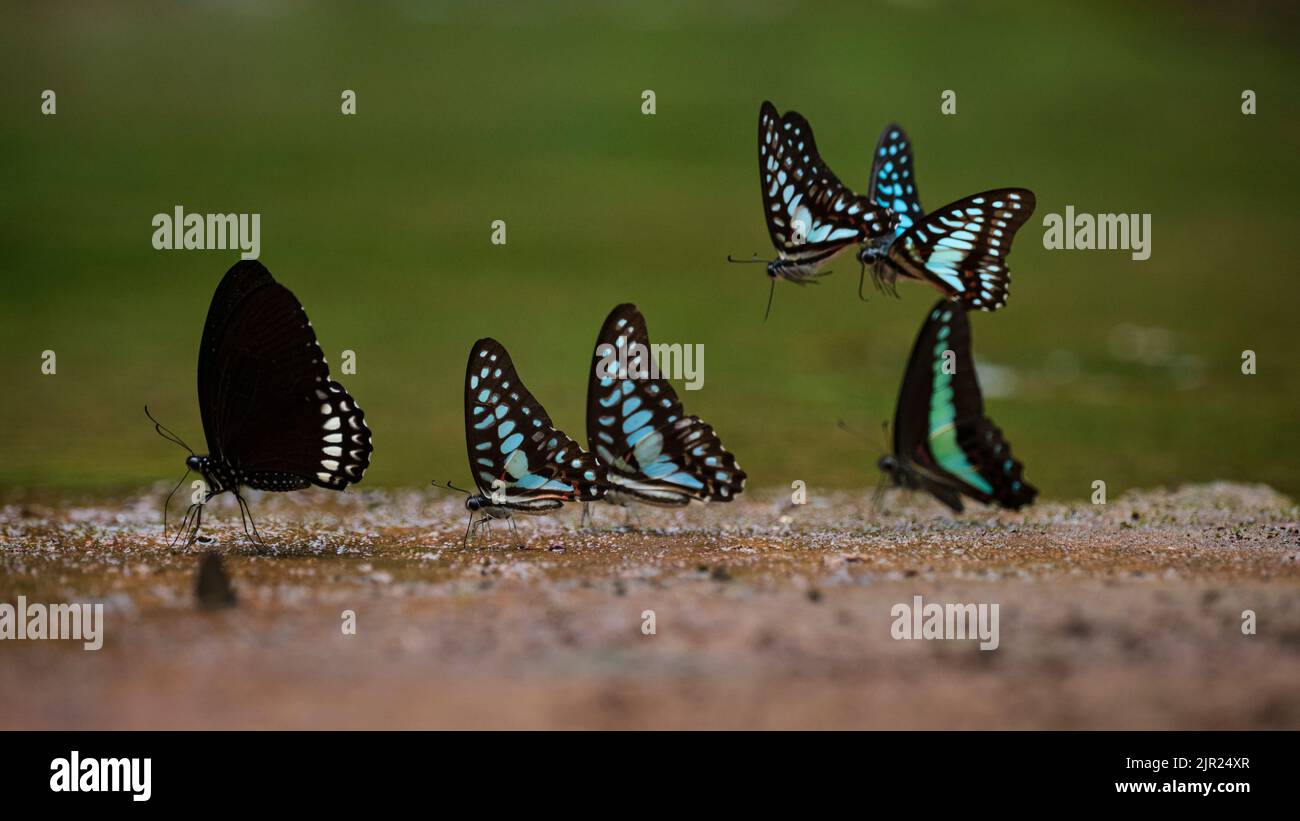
[{"left": 1, "top": 482, "right": 1298, "bottom": 729}]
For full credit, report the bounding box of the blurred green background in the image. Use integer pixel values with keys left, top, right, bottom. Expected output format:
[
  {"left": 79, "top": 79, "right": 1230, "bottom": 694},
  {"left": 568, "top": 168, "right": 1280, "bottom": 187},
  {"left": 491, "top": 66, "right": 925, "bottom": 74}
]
[{"left": 2, "top": 1, "right": 1297, "bottom": 500}]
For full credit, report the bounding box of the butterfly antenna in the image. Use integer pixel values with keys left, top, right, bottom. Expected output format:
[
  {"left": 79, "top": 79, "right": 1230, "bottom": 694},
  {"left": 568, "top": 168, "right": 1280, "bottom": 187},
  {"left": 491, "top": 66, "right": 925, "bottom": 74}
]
[
  {"left": 726, "top": 253, "right": 767, "bottom": 265},
  {"left": 160, "top": 466, "right": 191, "bottom": 537},
  {"left": 144, "top": 406, "right": 195, "bottom": 455},
  {"left": 763, "top": 279, "right": 776, "bottom": 322},
  {"left": 880, "top": 419, "right": 892, "bottom": 453},
  {"left": 836, "top": 419, "right": 871, "bottom": 445},
  {"left": 857, "top": 261, "right": 871, "bottom": 303},
  {"left": 432, "top": 480, "right": 470, "bottom": 495}
]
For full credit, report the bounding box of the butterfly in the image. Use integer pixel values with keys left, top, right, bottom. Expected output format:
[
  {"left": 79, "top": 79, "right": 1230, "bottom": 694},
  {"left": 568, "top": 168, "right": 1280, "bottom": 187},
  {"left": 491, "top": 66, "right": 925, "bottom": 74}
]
[
  {"left": 585, "top": 304, "right": 745, "bottom": 516},
  {"left": 148, "top": 259, "right": 373, "bottom": 546},
  {"left": 878, "top": 299, "right": 1036, "bottom": 513},
  {"left": 857, "top": 123, "right": 1035, "bottom": 311},
  {"left": 459, "top": 337, "right": 606, "bottom": 541},
  {"left": 733, "top": 101, "right": 897, "bottom": 318},
  {"left": 866, "top": 123, "right": 925, "bottom": 242}
]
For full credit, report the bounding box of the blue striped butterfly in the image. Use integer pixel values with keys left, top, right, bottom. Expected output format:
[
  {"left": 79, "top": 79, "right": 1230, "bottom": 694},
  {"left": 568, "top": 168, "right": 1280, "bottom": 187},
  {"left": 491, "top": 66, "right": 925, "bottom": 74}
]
[
  {"left": 586, "top": 304, "right": 745, "bottom": 511},
  {"left": 858, "top": 123, "right": 1035, "bottom": 311},
  {"left": 734, "top": 101, "right": 896, "bottom": 318},
  {"left": 462, "top": 338, "right": 606, "bottom": 536},
  {"left": 867, "top": 123, "right": 924, "bottom": 241},
  {"left": 879, "top": 300, "right": 1036, "bottom": 512}
]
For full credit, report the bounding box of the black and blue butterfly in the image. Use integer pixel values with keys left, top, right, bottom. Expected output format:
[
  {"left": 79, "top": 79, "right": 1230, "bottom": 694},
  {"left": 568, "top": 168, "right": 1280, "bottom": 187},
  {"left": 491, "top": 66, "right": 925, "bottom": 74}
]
[
  {"left": 878, "top": 299, "right": 1036, "bottom": 512},
  {"left": 456, "top": 337, "right": 606, "bottom": 543},
  {"left": 733, "top": 100, "right": 897, "bottom": 318},
  {"left": 148, "top": 260, "right": 373, "bottom": 546},
  {"left": 867, "top": 123, "right": 925, "bottom": 239},
  {"left": 857, "top": 123, "right": 1036, "bottom": 311},
  {"left": 585, "top": 304, "right": 745, "bottom": 519}
]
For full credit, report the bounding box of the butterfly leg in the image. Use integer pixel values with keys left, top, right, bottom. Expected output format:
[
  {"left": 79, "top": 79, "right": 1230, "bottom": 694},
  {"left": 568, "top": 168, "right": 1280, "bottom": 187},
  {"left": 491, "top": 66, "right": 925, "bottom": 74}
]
[
  {"left": 579, "top": 502, "right": 594, "bottom": 530},
  {"left": 170, "top": 503, "right": 200, "bottom": 550},
  {"left": 507, "top": 516, "right": 524, "bottom": 549},
  {"left": 622, "top": 504, "right": 644, "bottom": 531},
  {"left": 180, "top": 502, "right": 200, "bottom": 542},
  {"left": 185, "top": 503, "right": 204, "bottom": 548},
  {"left": 236, "top": 494, "right": 266, "bottom": 551},
  {"left": 466, "top": 515, "right": 494, "bottom": 549},
  {"left": 873, "top": 265, "right": 900, "bottom": 299},
  {"left": 870, "top": 474, "right": 889, "bottom": 516},
  {"left": 462, "top": 511, "right": 480, "bottom": 548}
]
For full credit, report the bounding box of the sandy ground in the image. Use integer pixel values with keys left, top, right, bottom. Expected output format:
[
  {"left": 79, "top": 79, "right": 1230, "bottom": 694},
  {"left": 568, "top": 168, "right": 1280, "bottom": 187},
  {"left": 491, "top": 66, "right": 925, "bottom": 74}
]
[{"left": 1, "top": 482, "right": 1298, "bottom": 730}]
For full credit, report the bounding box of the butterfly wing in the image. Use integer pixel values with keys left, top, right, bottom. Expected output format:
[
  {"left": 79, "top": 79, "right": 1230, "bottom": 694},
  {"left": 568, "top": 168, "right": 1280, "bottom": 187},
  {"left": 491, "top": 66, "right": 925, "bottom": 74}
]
[
  {"left": 892, "top": 300, "right": 1036, "bottom": 510},
  {"left": 867, "top": 122, "right": 924, "bottom": 239},
  {"left": 586, "top": 304, "right": 745, "bottom": 505},
  {"left": 885, "top": 189, "right": 1035, "bottom": 311},
  {"left": 757, "top": 101, "right": 895, "bottom": 269},
  {"left": 465, "top": 338, "right": 605, "bottom": 508},
  {"left": 197, "top": 260, "right": 372, "bottom": 491}
]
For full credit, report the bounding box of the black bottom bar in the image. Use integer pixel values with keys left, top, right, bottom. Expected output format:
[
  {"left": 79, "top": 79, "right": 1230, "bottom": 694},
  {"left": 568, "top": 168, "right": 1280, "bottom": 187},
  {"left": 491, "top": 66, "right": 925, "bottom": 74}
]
[{"left": 1, "top": 730, "right": 1282, "bottom": 808}]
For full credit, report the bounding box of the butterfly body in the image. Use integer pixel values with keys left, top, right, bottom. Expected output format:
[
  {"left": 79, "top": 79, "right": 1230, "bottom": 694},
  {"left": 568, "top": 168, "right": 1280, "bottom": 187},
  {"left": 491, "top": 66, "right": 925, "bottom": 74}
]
[
  {"left": 185, "top": 454, "right": 310, "bottom": 498},
  {"left": 749, "top": 101, "right": 896, "bottom": 289},
  {"left": 586, "top": 304, "right": 745, "bottom": 513},
  {"left": 465, "top": 493, "right": 564, "bottom": 519},
  {"left": 877, "top": 453, "right": 965, "bottom": 513},
  {"left": 765, "top": 256, "right": 844, "bottom": 286},
  {"left": 461, "top": 338, "right": 605, "bottom": 537},
  {"left": 882, "top": 300, "right": 1036, "bottom": 513}
]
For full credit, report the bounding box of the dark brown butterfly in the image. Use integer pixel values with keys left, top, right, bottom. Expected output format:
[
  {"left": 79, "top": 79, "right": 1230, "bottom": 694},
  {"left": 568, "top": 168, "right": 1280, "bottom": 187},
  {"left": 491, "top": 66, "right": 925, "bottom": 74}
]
[{"left": 149, "top": 260, "right": 372, "bottom": 546}]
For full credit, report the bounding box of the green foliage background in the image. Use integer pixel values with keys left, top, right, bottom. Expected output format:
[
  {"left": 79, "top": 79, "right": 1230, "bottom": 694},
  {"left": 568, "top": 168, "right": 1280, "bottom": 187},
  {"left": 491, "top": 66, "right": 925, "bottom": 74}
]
[{"left": 1, "top": 1, "right": 1296, "bottom": 499}]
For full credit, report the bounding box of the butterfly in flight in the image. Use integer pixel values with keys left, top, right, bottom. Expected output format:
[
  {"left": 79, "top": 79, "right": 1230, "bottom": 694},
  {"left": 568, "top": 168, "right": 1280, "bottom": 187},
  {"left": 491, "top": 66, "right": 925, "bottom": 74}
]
[
  {"left": 857, "top": 123, "right": 1035, "bottom": 311},
  {"left": 732, "top": 100, "right": 896, "bottom": 319},
  {"left": 456, "top": 337, "right": 606, "bottom": 544},
  {"left": 584, "top": 304, "right": 744, "bottom": 523},
  {"left": 877, "top": 299, "right": 1036, "bottom": 513},
  {"left": 147, "top": 260, "right": 373, "bottom": 546}
]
